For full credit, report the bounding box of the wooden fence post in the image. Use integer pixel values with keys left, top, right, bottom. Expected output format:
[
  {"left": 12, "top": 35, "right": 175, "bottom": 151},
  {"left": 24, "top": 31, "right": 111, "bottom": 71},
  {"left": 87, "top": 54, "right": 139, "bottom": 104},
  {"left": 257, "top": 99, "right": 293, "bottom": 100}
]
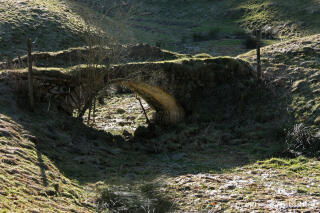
[
  {"left": 27, "top": 38, "right": 35, "bottom": 112},
  {"left": 256, "top": 29, "right": 262, "bottom": 80}
]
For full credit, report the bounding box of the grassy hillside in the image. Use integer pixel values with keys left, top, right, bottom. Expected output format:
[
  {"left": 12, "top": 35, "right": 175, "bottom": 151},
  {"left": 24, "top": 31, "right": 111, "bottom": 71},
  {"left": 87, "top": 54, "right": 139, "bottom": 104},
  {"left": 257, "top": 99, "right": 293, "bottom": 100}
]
[
  {"left": 1, "top": 34, "right": 320, "bottom": 212},
  {"left": 127, "top": 0, "right": 320, "bottom": 52},
  {"left": 0, "top": 0, "right": 88, "bottom": 60},
  {"left": 239, "top": 34, "right": 320, "bottom": 130},
  {"left": 1, "top": 0, "right": 320, "bottom": 212},
  {"left": 1, "top": 0, "right": 320, "bottom": 60},
  {"left": 0, "top": 81, "right": 94, "bottom": 212}
]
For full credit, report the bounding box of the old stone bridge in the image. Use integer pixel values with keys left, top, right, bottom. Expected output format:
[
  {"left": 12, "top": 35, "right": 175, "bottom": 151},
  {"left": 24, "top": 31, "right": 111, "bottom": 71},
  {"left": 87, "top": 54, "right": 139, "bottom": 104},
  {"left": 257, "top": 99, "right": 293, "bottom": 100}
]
[
  {"left": 3, "top": 46, "right": 256, "bottom": 123},
  {"left": 109, "top": 57, "right": 255, "bottom": 123}
]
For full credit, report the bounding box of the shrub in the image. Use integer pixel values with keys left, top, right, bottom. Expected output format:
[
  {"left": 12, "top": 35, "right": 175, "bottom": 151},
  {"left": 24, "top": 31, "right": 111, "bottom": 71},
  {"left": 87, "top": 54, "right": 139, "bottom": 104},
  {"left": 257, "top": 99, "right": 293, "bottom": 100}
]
[
  {"left": 285, "top": 123, "right": 320, "bottom": 157},
  {"left": 96, "top": 187, "right": 124, "bottom": 212}
]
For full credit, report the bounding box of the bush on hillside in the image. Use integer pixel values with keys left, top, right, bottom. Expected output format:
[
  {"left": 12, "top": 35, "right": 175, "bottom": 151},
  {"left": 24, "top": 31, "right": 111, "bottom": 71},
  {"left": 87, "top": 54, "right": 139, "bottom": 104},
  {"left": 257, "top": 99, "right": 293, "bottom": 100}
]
[{"left": 285, "top": 123, "right": 320, "bottom": 157}]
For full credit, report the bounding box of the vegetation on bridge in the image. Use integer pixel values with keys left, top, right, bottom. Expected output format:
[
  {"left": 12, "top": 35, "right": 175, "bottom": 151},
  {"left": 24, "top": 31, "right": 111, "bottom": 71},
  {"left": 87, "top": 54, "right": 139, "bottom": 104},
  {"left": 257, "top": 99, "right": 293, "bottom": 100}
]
[{"left": 1, "top": 0, "right": 320, "bottom": 212}]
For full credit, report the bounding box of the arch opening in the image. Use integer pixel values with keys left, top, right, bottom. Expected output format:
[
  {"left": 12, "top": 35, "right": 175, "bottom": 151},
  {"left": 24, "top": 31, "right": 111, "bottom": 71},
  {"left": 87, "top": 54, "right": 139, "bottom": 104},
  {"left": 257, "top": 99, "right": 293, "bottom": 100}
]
[
  {"left": 121, "top": 81, "right": 185, "bottom": 124},
  {"left": 81, "top": 80, "right": 184, "bottom": 137}
]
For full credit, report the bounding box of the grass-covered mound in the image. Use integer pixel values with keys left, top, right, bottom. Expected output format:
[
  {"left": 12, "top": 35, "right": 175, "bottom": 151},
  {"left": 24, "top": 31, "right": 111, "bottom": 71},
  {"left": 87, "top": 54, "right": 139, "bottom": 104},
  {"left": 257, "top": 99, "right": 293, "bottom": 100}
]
[
  {"left": 239, "top": 34, "right": 320, "bottom": 130},
  {"left": 0, "top": 77, "right": 176, "bottom": 212},
  {"left": 0, "top": 80, "right": 96, "bottom": 212},
  {"left": 0, "top": 0, "right": 92, "bottom": 60},
  {"left": 77, "top": 0, "right": 320, "bottom": 40},
  {"left": 239, "top": 34, "right": 320, "bottom": 156},
  {"left": 1, "top": 31, "right": 320, "bottom": 212},
  {"left": 1, "top": 0, "right": 320, "bottom": 60},
  {"left": 73, "top": 0, "right": 320, "bottom": 55}
]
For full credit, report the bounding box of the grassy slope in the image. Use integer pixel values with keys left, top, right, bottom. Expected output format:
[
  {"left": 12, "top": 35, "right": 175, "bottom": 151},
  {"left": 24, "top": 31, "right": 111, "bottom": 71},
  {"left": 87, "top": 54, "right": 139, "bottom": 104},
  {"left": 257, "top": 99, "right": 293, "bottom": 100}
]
[
  {"left": 79, "top": 31, "right": 320, "bottom": 210},
  {"left": 85, "top": 34, "right": 320, "bottom": 211},
  {"left": 239, "top": 33, "right": 320, "bottom": 129},
  {"left": 1, "top": 0, "right": 320, "bottom": 60},
  {"left": 0, "top": 82, "right": 94, "bottom": 212},
  {"left": 0, "top": 0, "right": 88, "bottom": 60},
  {"left": 128, "top": 0, "right": 320, "bottom": 51},
  {"left": 1, "top": 0, "right": 320, "bottom": 211},
  {"left": 1, "top": 34, "right": 320, "bottom": 212}
]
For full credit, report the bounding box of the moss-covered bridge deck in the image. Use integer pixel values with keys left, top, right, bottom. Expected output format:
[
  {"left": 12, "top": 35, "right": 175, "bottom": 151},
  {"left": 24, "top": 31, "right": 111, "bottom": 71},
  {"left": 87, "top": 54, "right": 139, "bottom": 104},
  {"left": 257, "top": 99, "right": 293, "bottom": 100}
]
[{"left": 1, "top": 45, "right": 256, "bottom": 123}]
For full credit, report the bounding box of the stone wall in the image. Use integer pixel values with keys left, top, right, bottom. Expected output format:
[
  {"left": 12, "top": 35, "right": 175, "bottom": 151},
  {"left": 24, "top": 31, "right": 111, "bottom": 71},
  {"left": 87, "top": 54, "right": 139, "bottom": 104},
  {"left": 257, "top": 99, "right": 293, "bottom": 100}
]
[{"left": 2, "top": 56, "right": 255, "bottom": 123}]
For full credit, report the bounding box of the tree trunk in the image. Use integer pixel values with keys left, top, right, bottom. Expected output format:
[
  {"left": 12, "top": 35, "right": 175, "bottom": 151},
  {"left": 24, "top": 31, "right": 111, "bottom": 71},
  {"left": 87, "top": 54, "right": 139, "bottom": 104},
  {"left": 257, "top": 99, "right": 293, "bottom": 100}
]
[
  {"left": 27, "top": 38, "right": 35, "bottom": 112},
  {"left": 93, "top": 96, "right": 96, "bottom": 123},
  {"left": 256, "top": 29, "right": 262, "bottom": 80},
  {"left": 87, "top": 103, "right": 92, "bottom": 125},
  {"left": 137, "top": 96, "right": 150, "bottom": 125}
]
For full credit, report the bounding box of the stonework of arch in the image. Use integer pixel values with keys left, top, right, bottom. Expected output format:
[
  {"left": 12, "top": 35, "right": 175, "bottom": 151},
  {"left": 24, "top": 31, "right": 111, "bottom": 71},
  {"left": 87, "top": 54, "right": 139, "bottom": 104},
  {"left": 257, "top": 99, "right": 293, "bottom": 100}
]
[
  {"left": 3, "top": 56, "right": 256, "bottom": 124},
  {"left": 108, "top": 57, "right": 256, "bottom": 123},
  {"left": 122, "top": 81, "right": 185, "bottom": 123}
]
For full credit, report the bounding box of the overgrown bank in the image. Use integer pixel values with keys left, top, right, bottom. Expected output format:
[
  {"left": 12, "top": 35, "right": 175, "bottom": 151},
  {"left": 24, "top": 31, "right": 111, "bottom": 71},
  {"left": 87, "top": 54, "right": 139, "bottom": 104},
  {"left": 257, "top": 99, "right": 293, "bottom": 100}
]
[{"left": 1, "top": 34, "right": 320, "bottom": 212}]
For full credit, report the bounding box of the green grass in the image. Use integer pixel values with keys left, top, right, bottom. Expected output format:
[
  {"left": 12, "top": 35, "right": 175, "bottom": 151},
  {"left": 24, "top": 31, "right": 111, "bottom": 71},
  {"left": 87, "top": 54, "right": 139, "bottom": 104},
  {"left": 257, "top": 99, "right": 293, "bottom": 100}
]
[
  {"left": 1, "top": 1, "right": 320, "bottom": 211},
  {"left": 1, "top": 0, "right": 320, "bottom": 60},
  {"left": 0, "top": 0, "right": 92, "bottom": 60},
  {"left": 241, "top": 33, "right": 320, "bottom": 151}
]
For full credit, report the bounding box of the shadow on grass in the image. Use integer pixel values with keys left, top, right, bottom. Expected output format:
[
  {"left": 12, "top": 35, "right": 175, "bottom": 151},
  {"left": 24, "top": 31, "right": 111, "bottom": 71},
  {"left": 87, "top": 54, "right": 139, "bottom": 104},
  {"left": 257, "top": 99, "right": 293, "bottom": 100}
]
[
  {"left": 0, "top": 77, "right": 293, "bottom": 212},
  {"left": 36, "top": 147, "right": 49, "bottom": 187}
]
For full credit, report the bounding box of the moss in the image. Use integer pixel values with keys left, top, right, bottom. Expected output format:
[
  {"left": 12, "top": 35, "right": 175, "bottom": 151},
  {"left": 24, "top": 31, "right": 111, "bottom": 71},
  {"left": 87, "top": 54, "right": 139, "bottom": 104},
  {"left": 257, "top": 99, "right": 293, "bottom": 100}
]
[{"left": 193, "top": 53, "right": 214, "bottom": 59}]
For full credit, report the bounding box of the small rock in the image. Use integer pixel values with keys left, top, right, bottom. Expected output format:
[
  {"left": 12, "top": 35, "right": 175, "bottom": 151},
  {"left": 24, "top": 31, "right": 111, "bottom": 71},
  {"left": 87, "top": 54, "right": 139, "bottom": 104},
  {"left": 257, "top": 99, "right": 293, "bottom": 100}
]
[
  {"left": 249, "top": 170, "right": 258, "bottom": 174},
  {"left": 314, "top": 117, "right": 320, "bottom": 125},
  {"left": 226, "top": 185, "right": 236, "bottom": 190},
  {"left": 208, "top": 186, "right": 215, "bottom": 190},
  {"left": 215, "top": 196, "right": 230, "bottom": 202},
  {"left": 220, "top": 184, "right": 236, "bottom": 190},
  {"left": 230, "top": 194, "right": 238, "bottom": 198},
  {"left": 116, "top": 108, "right": 126, "bottom": 114}
]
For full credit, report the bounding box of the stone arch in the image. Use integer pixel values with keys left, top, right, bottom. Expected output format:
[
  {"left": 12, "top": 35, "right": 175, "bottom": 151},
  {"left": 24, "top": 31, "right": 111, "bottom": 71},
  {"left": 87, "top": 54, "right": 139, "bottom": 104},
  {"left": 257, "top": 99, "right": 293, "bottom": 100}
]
[
  {"left": 5, "top": 56, "right": 255, "bottom": 125},
  {"left": 121, "top": 81, "right": 185, "bottom": 124}
]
